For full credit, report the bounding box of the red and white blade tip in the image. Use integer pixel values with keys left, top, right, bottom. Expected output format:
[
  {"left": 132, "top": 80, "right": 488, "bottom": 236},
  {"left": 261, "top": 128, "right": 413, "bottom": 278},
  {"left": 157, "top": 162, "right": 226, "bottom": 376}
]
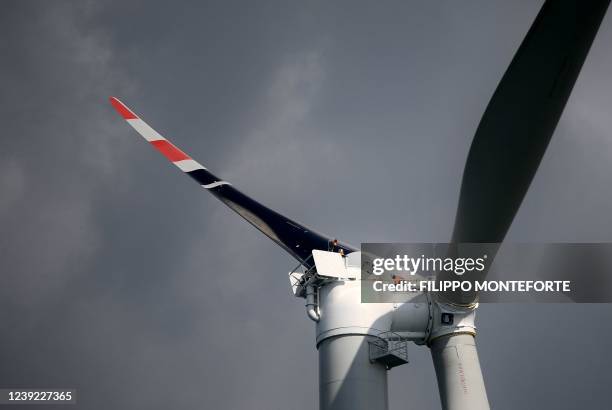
[{"left": 109, "top": 97, "right": 138, "bottom": 120}]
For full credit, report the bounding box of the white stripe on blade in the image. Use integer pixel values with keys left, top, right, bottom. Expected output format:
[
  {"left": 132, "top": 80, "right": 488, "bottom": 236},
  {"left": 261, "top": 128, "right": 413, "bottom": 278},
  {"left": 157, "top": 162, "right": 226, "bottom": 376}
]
[
  {"left": 127, "top": 118, "right": 165, "bottom": 142},
  {"left": 175, "top": 159, "right": 206, "bottom": 172},
  {"left": 202, "top": 181, "right": 231, "bottom": 189}
]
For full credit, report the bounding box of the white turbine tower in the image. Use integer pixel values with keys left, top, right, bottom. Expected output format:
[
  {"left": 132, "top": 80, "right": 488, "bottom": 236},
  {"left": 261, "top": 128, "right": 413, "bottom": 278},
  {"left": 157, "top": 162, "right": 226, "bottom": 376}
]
[{"left": 110, "top": 1, "right": 609, "bottom": 409}]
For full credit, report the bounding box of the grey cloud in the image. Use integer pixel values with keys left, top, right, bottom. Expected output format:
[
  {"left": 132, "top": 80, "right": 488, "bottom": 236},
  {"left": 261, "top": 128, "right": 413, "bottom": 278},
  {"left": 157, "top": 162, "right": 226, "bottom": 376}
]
[{"left": 1, "top": 1, "right": 612, "bottom": 409}]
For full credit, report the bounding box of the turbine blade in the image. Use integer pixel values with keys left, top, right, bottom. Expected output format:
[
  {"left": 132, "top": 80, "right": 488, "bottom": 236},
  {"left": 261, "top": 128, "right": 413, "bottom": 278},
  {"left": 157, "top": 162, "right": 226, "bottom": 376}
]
[
  {"left": 110, "top": 97, "right": 353, "bottom": 267},
  {"left": 439, "top": 0, "right": 610, "bottom": 306},
  {"left": 452, "top": 0, "right": 610, "bottom": 244},
  {"left": 430, "top": 334, "right": 490, "bottom": 410}
]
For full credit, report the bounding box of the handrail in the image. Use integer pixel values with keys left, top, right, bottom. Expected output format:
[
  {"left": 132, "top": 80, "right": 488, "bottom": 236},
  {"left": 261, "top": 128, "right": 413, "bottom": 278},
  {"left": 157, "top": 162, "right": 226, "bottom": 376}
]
[
  {"left": 290, "top": 254, "right": 315, "bottom": 276},
  {"left": 369, "top": 331, "right": 409, "bottom": 362}
]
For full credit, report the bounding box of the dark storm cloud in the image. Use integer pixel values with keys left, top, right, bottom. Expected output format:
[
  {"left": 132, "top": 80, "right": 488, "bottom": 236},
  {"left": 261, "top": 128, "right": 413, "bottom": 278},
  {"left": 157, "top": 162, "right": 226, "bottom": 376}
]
[{"left": 1, "top": 1, "right": 611, "bottom": 409}]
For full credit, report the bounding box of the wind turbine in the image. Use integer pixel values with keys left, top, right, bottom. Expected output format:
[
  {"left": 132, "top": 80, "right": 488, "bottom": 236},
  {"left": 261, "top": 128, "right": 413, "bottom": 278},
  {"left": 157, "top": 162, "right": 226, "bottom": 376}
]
[{"left": 109, "top": 1, "right": 609, "bottom": 409}]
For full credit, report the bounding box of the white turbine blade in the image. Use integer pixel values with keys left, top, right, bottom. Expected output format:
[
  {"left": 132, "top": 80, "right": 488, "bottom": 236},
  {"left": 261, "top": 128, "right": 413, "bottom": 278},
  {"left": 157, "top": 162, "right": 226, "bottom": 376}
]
[{"left": 431, "top": 334, "right": 490, "bottom": 410}]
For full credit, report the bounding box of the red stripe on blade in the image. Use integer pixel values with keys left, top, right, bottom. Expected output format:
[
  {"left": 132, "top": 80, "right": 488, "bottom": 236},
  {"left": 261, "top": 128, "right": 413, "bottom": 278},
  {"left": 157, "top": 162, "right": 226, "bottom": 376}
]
[
  {"left": 150, "top": 140, "right": 190, "bottom": 162},
  {"left": 109, "top": 97, "right": 138, "bottom": 119}
]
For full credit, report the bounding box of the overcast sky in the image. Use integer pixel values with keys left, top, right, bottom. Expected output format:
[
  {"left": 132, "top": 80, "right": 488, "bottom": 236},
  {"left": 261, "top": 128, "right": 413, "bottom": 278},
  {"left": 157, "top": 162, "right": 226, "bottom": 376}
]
[{"left": 1, "top": 1, "right": 612, "bottom": 409}]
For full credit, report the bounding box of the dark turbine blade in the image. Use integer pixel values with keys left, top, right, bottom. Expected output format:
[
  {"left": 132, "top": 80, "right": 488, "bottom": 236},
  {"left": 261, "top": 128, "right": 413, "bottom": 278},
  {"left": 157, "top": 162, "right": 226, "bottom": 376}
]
[
  {"left": 109, "top": 97, "right": 354, "bottom": 269},
  {"left": 452, "top": 0, "right": 610, "bottom": 244},
  {"left": 439, "top": 0, "right": 610, "bottom": 306},
  {"left": 210, "top": 185, "right": 355, "bottom": 268}
]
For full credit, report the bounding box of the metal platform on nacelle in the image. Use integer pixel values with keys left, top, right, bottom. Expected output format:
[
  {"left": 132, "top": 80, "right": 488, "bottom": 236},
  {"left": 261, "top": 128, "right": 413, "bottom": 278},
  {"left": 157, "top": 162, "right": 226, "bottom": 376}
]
[
  {"left": 288, "top": 250, "right": 359, "bottom": 298},
  {"left": 368, "top": 332, "right": 409, "bottom": 370}
]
